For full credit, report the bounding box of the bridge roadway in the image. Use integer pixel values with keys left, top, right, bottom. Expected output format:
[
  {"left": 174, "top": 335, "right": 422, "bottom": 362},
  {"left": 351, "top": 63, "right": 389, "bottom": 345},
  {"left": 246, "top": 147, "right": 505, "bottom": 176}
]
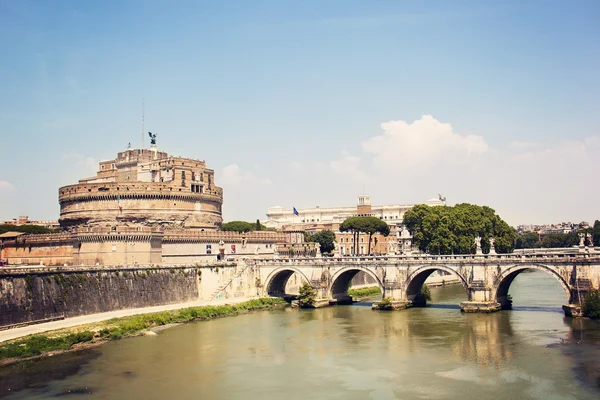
[{"left": 251, "top": 248, "right": 600, "bottom": 315}]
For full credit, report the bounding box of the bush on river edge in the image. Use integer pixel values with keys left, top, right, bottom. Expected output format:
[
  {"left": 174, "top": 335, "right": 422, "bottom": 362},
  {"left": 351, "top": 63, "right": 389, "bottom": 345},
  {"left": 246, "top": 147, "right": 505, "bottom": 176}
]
[
  {"left": 347, "top": 286, "right": 381, "bottom": 298},
  {"left": 0, "top": 298, "right": 285, "bottom": 361}
]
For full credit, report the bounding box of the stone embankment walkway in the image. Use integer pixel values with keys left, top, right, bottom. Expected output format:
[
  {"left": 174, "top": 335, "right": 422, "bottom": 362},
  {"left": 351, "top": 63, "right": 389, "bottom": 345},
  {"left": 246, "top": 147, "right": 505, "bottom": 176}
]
[{"left": 0, "top": 297, "right": 253, "bottom": 343}]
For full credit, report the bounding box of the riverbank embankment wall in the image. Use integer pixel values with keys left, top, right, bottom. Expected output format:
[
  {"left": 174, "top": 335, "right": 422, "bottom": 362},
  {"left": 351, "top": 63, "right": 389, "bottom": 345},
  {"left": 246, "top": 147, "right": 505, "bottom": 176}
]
[{"left": 0, "top": 263, "right": 260, "bottom": 328}]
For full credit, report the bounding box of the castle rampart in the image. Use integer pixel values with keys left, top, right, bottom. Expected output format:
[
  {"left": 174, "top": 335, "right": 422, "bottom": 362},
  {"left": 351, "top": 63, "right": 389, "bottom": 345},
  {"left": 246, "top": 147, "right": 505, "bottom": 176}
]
[{"left": 58, "top": 147, "right": 223, "bottom": 231}]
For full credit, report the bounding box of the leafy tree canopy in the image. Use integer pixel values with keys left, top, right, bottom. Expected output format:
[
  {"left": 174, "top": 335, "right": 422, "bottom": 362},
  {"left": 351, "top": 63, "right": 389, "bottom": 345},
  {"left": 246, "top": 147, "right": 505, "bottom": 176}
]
[
  {"left": 340, "top": 216, "right": 390, "bottom": 255},
  {"left": 339, "top": 216, "right": 390, "bottom": 236},
  {"left": 221, "top": 220, "right": 267, "bottom": 233},
  {"left": 403, "top": 203, "right": 516, "bottom": 254},
  {"left": 305, "top": 230, "right": 336, "bottom": 254},
  {"left": 0, "top": 224, "right": 58, "bottom": 235}
]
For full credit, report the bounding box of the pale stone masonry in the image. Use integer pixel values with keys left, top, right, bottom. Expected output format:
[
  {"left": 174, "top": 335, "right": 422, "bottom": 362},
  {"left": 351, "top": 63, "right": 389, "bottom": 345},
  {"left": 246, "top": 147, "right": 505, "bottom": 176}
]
[{"left": 59, "top": 146, "right": 223, "bottom": 231}]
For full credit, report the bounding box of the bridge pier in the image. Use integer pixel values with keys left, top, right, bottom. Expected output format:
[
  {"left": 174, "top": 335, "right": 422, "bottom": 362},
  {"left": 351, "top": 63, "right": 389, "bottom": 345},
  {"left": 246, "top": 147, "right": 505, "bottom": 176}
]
[{"left": 460, "top": 281, "right": 502, "bottom": 313}]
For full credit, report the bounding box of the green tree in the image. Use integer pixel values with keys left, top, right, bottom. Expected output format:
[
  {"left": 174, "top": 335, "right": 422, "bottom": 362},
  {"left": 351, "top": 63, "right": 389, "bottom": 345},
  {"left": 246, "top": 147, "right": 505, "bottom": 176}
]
[
  {"left": 593, "top": 220, "right": 600, "bottom": 247},
  {"left": 583, "top": 289, "right": 600, "bottom": 319},
  {"left": 515, "top": 232, "right": 539, "bottom": 249},
  {"left": 297, "top": 281, "right": 316, "bottom": 308},
  {"left": 0, "top": 224, "right": 58, "bottom": 235},
  {"left": 305, "top": 230, "right": 336, "bottom": 254},
  {"left": 539, "top": 233, "right": 567, "bottom": 248},
  {"left": 221, "top": 220, "right": 266, "bottom": 233},
  {"left": 340, "top": 216, "right": 390, "bottom": 255},
  {"left": 403, "top": 203, "right": 516, "bottom": 254}
]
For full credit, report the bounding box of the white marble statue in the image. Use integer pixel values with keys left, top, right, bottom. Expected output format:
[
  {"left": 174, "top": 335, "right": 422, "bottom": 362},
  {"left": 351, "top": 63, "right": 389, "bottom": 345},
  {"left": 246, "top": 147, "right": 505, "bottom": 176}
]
[
  {"left": 489, "top": 237, "right": 495, "bottom": 251},
  {"left": 475, "top": 236, "right": 482, "bottom": 248},
  {"left": 579, "top": 233, "right": 585, "bottom": 247},
  {"left": 587, "top": 233, "right": 594, "bottom": 247}
]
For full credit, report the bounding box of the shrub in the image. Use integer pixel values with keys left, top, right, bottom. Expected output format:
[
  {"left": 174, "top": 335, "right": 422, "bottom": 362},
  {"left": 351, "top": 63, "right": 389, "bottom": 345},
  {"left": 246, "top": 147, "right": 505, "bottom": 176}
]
[
  {"left": 378, "top": 297, "right": 393, "bottom": 310},
  {"left": 298, "top": 281, "right": 316, "bottom": 308},
  {"left": 420, "top": 285, "right": 432, "bottom": 301},
  {"left": 583, "top": 289, "right": 600, "bottom": 319}
]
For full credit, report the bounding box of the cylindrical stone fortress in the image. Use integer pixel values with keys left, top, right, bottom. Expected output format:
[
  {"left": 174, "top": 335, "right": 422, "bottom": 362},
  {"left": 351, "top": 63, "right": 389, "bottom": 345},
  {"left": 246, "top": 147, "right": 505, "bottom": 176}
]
[{"left": 59, "top": 146, "right": 223, "bottom": 231}]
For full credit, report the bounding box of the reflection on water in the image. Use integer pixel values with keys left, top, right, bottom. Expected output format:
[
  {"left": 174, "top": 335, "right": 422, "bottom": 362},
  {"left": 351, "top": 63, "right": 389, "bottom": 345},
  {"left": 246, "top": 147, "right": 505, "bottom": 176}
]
[{"left": 1, "top": 271, "right": 599, "bottom": 400}]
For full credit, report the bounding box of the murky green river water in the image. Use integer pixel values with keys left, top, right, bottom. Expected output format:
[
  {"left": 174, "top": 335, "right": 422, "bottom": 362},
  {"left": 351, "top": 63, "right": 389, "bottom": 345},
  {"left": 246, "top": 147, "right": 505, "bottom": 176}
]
[{"left": 1, "top": 271, "right": 599, "bottom": 399}]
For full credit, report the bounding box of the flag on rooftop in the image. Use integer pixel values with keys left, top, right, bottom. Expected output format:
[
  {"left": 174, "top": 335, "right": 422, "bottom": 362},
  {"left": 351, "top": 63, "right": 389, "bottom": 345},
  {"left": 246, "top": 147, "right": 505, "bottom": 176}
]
[{"left": 293, "top": 207, "right": 299, "bottom": 216}]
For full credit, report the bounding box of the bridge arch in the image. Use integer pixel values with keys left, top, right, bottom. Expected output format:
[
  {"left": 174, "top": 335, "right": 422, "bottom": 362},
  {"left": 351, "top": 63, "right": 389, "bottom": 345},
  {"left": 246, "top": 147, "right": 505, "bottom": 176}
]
[
  {"left": 328, "top": 266, "right": 384, "bottom": 304},
  {"left": 492, "top": 264, "right": 571, "bottom": 309},
  {"left": 263, "top": 267, "right": 312, "bottom": 298},
  {"left": 405, "top": 265, "right": 470, "bottom": 306}
]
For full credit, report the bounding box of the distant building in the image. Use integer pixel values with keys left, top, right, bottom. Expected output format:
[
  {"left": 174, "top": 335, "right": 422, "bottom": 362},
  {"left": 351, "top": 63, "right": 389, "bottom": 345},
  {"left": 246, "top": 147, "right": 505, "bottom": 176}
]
[
  {"left": 264, "top": 195, "right": 445, "bottom": 255},
  {"left": 264, "top": 196, "right": 444, "bottom": 230},
  {"left": 1, "top": 216, "right": 60, "bottom": 230}
]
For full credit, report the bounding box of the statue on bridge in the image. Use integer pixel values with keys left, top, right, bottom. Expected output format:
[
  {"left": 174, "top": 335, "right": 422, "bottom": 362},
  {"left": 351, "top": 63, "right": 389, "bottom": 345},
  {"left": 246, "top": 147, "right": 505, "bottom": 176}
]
[
  {"left": 587, "top": 233, "right": 594, "bottom": 247},
  {"left": 579, "top": 233, "right": 586, "bottom": 247},
  {"left": 489, "top": 237, "right": 496, "bottom": 254},
  {"left": 475, "top": 236, "right": 482, "bottom": 254}
]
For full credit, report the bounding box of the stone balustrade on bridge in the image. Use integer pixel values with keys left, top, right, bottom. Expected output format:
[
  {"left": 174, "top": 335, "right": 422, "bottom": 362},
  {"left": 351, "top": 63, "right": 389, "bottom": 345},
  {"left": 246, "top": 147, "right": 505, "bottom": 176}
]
[{"left": 251, "top": 248, "right": 599, "bottom": 316}]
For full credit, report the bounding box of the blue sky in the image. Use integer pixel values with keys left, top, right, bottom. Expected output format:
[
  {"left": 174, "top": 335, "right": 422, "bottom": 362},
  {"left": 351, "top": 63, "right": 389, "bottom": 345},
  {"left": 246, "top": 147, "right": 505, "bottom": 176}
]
[{"left": 1, "top": 0, "right": 599, "bottom": 225}]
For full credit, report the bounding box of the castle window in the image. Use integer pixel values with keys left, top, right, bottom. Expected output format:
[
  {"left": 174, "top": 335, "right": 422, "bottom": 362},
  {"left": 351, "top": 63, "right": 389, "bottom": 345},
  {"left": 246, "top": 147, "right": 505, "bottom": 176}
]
[
  {"left": 101, "top": 165, "right": 105, "bottom": 170},
  {"left": 112, "top": 163, "right": 115, "bottom": 169}
]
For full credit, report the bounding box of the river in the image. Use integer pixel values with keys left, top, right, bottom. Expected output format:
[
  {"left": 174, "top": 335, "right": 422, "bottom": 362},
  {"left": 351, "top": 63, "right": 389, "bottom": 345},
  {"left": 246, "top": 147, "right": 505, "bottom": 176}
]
[{"left": 1, "top": 270, "right": 599, "bottom": 399}]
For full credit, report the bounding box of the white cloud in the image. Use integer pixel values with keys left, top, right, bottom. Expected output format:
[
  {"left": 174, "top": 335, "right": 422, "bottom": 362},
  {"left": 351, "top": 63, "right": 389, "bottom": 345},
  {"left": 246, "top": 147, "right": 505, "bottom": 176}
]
[
  {"left": 62, "top": 152, "right": 97, "bottom": 175},
  {"left": 329, "top": 153, "right": 366, "bottom": 181},
  {"left": 362, "top": 114, "right": 488, "bottom": 170},
  {"left": 0, "top": 181, "right": 15, "bottom": 191},
  {"left": 220, "top": 164, "right": 272, "bottom": 186},
  {"left": 508, "top": 140, "right": 539, "bottom": 150},
  {"left": 311, "top": 115, "right": 600, "bottom": 225},
  {"left": 218, "top": 164, "right": 273, "bottom": 221}
]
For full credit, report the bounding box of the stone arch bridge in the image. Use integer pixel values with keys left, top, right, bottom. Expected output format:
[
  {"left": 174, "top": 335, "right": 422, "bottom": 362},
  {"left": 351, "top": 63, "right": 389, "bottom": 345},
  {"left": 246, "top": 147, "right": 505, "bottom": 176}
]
[{"left": 250, "top": 250, "right": 600, "bottom": 316}]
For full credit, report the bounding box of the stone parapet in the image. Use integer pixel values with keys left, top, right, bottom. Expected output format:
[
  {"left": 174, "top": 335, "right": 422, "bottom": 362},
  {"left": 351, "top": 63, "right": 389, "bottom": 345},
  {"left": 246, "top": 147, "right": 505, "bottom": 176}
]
[
  {"left": 59, "top": 182, "right": 223, "bottom": 202},
  {"left": 10, "top": 233, "right": 73, "bottom": 246},
  {"left": 163, "top": 230, "right": 285, "bottom": 243}
]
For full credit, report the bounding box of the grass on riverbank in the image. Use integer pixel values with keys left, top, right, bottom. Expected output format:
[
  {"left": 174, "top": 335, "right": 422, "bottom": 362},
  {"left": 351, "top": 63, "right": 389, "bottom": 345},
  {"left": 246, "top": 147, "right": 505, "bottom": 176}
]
[
  {"left": 0, "top": 298, "right": 285, "bottom": 361},
  {"left": 348, "top": 286, "right": 381, "bottom": 298}
]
